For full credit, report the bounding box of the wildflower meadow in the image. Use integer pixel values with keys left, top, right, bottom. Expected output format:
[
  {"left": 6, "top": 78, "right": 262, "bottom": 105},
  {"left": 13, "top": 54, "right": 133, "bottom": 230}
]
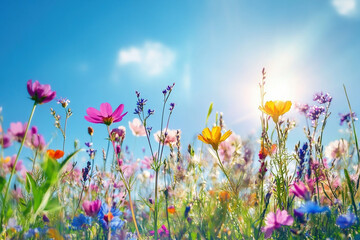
[
  {"left": 1, "top": 69, "right": 360, "bottom": 239},
  {"left": 2, "top": 1, "right": 360, "bottom": 239}
]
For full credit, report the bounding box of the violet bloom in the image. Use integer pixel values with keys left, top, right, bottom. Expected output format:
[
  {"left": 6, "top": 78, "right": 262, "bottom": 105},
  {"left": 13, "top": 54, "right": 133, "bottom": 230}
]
[
  {"left": 295, "top": 103, "right": 309, "bottom": 115},
  {"left": 111, "top": 126, "right": 126, "bottom": 142},
  {"left": 149, "top": 225, "right": 170, "bottom": 238},
  {"left": 306, "top": 105, "right": 325, "bottom": 124},
  {"left": 289, "top": 181, "right": 310, "bottom": 200},
  {"left": 262, "top": 210, "right": 294, "bottom": 239},
  {"left": 3, "top": 155, "right": 25, "bottom": 174},
  {"left": 26, "top": 126, "right": 46, "bottom": 151},
  {"left": 339, "top": 112, "right": 357, "bottom": 126},
  {"left": 128, "top": 118, "right": 146, "bottom": 137},
  {"left": 0, "top": 133, "right": 12, "bottom": 148},
  {"left": 313, "top": 92, "right": 332, "bottom": 104},
  {"left": 82, "top": 200, "right": 102, "bottom": 217},
  {"left": 8, "top": 122, "right": 27, "bottom": 142},
  {"left": 85, "top": 103, "right": 127, "bottom": 126},
  {"left": 27, "top": 80, "right": 56, "bottom": 104}
]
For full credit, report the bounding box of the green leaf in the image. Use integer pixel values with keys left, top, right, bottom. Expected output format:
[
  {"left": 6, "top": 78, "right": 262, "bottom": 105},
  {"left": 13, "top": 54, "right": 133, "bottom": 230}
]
[
  {"left": 44, "top": 197, "right": 62, "bottom": 212},
  {"left": 0, "top": 176, "right": 5, "bottom": 192},
  {"left": 344, "top": 169, "right": 358, "bottom": 216},
  {"left": 205, "top": 102, "right": 213, "bottom": 127},
  {"left": 26, "top": 172, "right": 42, "bottom": 211}
]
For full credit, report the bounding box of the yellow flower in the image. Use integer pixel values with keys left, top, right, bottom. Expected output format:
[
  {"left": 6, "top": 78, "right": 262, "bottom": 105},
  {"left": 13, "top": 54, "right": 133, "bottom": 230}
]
[
  {"left": 259, "top": 100, "right": 292, "bottom": 123},
  {"left": 198, "top": 126, "right": 232, "bottom": 151}
]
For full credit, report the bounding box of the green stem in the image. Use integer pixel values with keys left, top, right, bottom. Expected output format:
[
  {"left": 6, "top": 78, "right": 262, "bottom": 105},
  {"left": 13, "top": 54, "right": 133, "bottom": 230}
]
[
  {"left": 154, "top": 169, "right": 159, "bottom": 240},
  {"left": 1, "top": 103, "right": 36, "bottom": 227}
]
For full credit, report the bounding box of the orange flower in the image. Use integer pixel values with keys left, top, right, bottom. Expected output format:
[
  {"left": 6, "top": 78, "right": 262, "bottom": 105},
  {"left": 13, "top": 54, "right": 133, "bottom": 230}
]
[
  {"left": 219, "top": 191, "right": 230, "bottom": 202},
  {"left": 167, "top": 206, "right": 176, "bottom": 214},
  {"left": 259, "top": 143, "right": 277, "bottom": 159},
  {"left": 47, "top": 228, "right": 64, "bottom": 240},
  {"left": 198, "top": 126, "right": 232, "bottom": 151},
  {"left": 259, "top": 100, "right": 292, "bottom": 123},
  {"left": 47, "top": 149, "right": 64, "bottom": 159}
]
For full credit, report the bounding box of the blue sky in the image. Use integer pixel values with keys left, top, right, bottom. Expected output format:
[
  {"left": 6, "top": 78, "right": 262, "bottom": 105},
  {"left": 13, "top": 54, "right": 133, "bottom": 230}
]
[{"left": 1, "top": 0, "right": 360, "bottom": 167}]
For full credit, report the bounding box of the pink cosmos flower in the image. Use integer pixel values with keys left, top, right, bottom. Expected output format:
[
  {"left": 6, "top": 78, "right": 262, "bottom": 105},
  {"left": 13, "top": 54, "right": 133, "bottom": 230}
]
[
  {"left": 82, "top": 199, "right": 102, "bottom": 217},
  {"left": 84, "top": 103, "right": 127, "bottom": 126},
  {"left": 27, "top": 80, "right": 56, "bottom": 104},
  {"left": 8, "top": 122, "right": 27, "bottom": 142},
  {"left": 141, "top": 156, "right": 154, "bottom": 169},
  {"left": 154, "top": 129, "right": 179, "bottom": 146},
  {"left": 290, "top": 181, "right": 310, "bottom": 200},
  {"left": 262, "top": 209, "right": 294, "bottom": 239},
  {"left": 3, "top": 155, "right": 25, "bottom": 175},
  {"left": 129, "top": 118, "right": 146, "bottom": 136}
]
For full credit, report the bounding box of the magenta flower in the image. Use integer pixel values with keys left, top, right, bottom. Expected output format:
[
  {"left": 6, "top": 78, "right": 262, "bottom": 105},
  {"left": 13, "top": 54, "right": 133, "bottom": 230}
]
[
  {"left": 290, "top": 181, "right": 310, "bottom": 200},
  {"left": 149, "top": 225, "right": 169, "bottom": 238},
  {"left": 262, "top": 209, "right": 294, "bottom": 239},
  {"left": 8, "top": 122, "right": 27, "bottom": 142},
  {"left": 26, "top": 126, "right": 46, "bottom": 151},
  {"left": 0, "top": 133, "right": 12, "bottom": 148},
  {"left": 84, "top": 103, "right": 127, "bottom": 126},
  {"left": 82, "top": 200, "right": 102, "bottom": 217},
  {"left": 3, "top": 155, "right": 25, "bottom": 175},
  {"left": 27, "top": 80, "right": 56, "bottom": 104}
]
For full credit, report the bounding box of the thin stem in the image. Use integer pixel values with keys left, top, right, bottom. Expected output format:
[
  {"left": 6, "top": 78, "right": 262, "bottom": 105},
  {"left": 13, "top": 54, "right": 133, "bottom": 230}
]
[
  {"left": 106, "top": 125, "right": 141, "bottom": 239},
  {"left": 62, "top": 109, "right": 68, "bottom": 154},
  {"left": 31, "top": 148, "right": 39, "bottom": 173},
  {"left": 154, "top": 169, "right": 159, "bottom": 240},
  {"left": 128, "top": 191, "right": 141, "bottom": 239},
  {"left": 1, "top": 103, "right": 37, "bottom": 227}
]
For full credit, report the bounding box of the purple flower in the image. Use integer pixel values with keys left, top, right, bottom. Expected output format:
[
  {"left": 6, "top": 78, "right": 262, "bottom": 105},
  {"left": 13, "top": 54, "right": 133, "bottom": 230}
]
[
  {"left": 289, "top": 181, "right": 310, "bottom": 200},
  {"left": 313, "top": 92, "right": 332, "bottom": 104},
  {"left": 26, "top": 126, "right": 45, "bottom": 151},
  {"left": 85, "top": 142, "right": 93, "bottom": 148},
  {"left": 339, "top": 112, "right": 357, "bottom": 126},
  {"left": 82, "top": 200, "right": 101, "bottom": 217},
  {"left": 149, "top": 225, "right": 170, "bottom": 238},
  {"left": 8, "top": 122, "right": 27, "bottom": 142},
  {"left": 111, "top": 126, "right": 126, "bottom": 142},
  {"left": 0, "top": 133, "right": 12, "bottom": 148},
  {"left": 262, "top": 210, "right": 294, "bottom": 239},
  {"left": 57, "top": 97, "right": 70, "bottom": 108},
  {"left": 295, "top": 103, "right": 309, "bottom": 115},
  {"left": 85, "top": 103, "right": 127, "bottom": 126},
  {"left": 306, "top": 105, "right": 325, "bottom": 123},
  {"left": 27, "top": 80, "right": 56, "bottom": 104}
]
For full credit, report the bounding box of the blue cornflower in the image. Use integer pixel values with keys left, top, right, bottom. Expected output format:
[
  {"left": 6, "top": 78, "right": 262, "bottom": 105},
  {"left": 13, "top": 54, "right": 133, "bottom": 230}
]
[
  {"left": 72, "top": 214, "right": 91, "bottom": 230},
  {"left": 85, "top": 142, "right": 93, "bottom": 148},
  {"left": 295, "top": 201, "right": 330, "bottom": 214},
  {"left": 97, "top": 203, "right": 124, "bottom": 231},
  {"left": 313, "top": 92, "right": 332, "bottom": 104},
  {"left": 336, "top": 212, "right": 357, "bottom": 229}
]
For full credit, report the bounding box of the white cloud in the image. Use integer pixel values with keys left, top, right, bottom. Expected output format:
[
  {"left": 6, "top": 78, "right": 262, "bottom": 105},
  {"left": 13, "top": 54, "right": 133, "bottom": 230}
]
[
  {"left": 332, "top": 0, "right": 357, "bottom": 16},
  {"left": 117, "top": 41, "right": 175, "bottom": 76}
]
